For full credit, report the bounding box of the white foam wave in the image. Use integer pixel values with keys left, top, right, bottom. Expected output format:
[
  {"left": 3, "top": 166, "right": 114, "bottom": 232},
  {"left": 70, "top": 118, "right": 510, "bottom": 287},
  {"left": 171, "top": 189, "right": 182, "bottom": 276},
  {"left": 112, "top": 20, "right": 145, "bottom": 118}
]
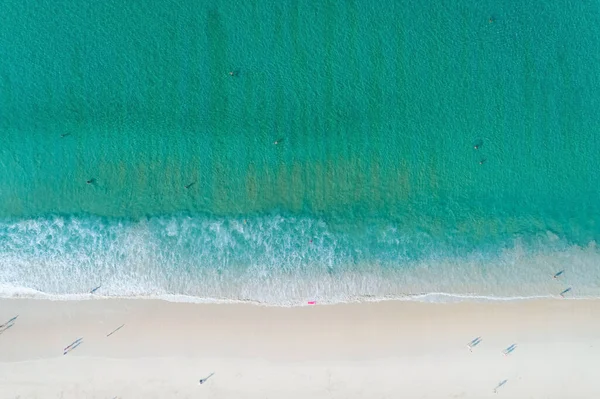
[{"left": 1, "top": 215, "right": 599, "bottom": 305}]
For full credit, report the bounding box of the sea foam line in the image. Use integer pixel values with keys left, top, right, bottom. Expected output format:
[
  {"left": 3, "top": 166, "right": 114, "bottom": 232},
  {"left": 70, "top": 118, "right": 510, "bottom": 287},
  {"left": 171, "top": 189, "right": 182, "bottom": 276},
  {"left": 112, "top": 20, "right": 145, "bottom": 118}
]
[{"left": 0, "top": 285, "right": 597, "bottom": 307}]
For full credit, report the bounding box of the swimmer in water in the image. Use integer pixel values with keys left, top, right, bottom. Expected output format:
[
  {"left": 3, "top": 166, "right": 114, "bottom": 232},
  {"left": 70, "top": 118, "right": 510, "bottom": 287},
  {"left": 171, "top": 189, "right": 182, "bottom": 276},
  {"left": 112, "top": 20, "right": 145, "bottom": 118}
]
[
  {"left": 86, "top": 179, "right": 95, "bottom": 184},
  {"left": 479, "top": 159, "right": 486, "bottom": 165},
  {"left": 274, "top": 138, "right": 284, "bottom": 145}
]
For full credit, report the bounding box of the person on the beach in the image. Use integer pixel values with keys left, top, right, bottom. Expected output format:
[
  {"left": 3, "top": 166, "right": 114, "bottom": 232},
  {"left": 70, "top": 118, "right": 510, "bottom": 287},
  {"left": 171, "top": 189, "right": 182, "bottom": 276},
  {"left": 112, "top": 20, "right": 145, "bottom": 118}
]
[
  {"left": 467, "top": 337, "right": 482, "bottom": 352},
  {"left": 553, "top": 270, "right": 564, "bottom": 279},
  {"left": 560, "top": 287, "right": 572, "bottom": 297},
  {"left": 199, "top": 372, "right": 214, "bottom": 385}
]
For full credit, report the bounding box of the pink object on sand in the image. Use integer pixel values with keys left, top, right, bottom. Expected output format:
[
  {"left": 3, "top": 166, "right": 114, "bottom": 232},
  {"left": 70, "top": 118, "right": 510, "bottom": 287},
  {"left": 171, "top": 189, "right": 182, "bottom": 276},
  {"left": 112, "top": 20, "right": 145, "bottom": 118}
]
[{"left": 308, "top": 301, "right": 316, "bottom": 305}]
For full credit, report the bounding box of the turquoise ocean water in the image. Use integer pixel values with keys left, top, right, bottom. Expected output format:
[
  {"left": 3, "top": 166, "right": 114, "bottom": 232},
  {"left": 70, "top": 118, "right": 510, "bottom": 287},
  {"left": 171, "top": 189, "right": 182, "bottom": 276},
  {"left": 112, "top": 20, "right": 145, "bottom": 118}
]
[{"left": 1, "top": 0, "right": 599, "bottom": 304}]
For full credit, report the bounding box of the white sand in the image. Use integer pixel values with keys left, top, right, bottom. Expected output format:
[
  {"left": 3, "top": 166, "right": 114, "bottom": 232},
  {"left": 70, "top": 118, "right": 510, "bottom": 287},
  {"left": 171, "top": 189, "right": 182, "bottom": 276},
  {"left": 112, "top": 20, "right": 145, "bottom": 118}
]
[{"left": 1, "top": 298, "right": 599, "bottom": 398}]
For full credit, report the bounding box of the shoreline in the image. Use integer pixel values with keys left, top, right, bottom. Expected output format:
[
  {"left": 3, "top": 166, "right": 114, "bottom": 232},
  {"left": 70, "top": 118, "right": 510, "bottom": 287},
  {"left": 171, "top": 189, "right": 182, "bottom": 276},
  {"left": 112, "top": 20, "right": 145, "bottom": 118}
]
[
  {"left": 2, "top": 298, "right": 600, "bottom": 398},
  {"left": 0, "top": 288, "right": 593, "bottom": 307}
]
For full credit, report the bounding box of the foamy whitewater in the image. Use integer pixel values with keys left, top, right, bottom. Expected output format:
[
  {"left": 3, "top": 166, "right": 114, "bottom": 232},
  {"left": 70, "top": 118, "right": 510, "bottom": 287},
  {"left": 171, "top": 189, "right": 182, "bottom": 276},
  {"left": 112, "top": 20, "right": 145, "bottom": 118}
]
[{"left": 1, "top": 215, "right": 597, "bottom": 305}]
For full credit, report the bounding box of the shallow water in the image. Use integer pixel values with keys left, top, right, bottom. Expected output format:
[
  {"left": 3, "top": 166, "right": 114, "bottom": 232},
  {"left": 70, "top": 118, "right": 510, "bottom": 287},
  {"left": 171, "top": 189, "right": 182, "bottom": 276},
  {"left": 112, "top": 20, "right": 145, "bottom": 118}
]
[{"left": 1, "top": 0, "right": 599, "bottom": 304}]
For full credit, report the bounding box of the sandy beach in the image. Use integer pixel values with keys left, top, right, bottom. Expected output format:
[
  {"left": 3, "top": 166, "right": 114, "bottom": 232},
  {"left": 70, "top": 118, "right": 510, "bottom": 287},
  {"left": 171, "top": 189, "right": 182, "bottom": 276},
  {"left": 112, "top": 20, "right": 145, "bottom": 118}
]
[{"left": 1, "top": 298, "right": 599, "bottom": 398}]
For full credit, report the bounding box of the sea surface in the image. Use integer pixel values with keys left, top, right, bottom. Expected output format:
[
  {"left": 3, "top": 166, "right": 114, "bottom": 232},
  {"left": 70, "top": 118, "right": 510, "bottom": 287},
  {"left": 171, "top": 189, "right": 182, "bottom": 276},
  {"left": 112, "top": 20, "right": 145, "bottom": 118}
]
[{"left": 1, "top": 0, "right": 599, "bottom": 305}]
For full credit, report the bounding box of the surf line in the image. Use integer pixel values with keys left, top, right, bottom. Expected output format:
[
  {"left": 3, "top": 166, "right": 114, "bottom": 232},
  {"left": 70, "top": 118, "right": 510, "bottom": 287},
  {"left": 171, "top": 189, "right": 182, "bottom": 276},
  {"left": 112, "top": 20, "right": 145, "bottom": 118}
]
[
  {"left": 63, "top": 338, "right": 83, "bottom": 355},
  {"left": 107, "top": 324, "right": 125, "bottom": 338}
]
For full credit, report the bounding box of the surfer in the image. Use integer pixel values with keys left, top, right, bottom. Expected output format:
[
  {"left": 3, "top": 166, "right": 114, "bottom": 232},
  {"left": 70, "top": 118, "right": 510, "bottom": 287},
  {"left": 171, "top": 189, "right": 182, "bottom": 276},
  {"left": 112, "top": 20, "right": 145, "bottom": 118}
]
[
  {"left": 479, "top": 159, "right": 486, "bottom": 165},
  {"left": 274, "top": 138, "right": 283, "bottom": 145},
  {"left": 86, "top": 178, "right": 96, "bottom": 184},
  {"left": 185, "top": 182, "right": 196, "bottom": 189}
]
